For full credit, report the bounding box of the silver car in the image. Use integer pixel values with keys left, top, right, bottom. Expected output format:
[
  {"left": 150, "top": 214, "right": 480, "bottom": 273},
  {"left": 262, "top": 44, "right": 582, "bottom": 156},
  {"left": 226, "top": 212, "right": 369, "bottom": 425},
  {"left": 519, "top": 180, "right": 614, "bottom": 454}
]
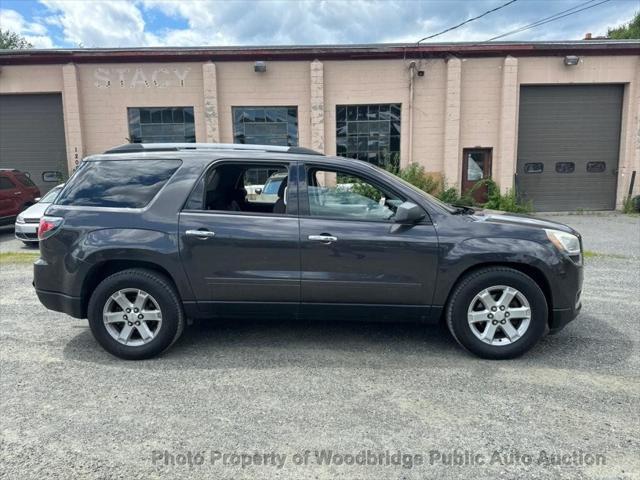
[{"left": 14, "top": 184, "right": 64, "bottom": 244}]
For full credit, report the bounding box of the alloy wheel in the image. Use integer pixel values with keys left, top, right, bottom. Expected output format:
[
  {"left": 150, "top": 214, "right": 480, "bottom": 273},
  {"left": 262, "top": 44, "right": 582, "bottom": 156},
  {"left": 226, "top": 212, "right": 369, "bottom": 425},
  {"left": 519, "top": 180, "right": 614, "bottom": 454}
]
[
  {"left": 467, "top": 285, "right": 531, "bottom": 346},
  {"left": 102, "top": 288, "right": 163, "bottom": 347}
]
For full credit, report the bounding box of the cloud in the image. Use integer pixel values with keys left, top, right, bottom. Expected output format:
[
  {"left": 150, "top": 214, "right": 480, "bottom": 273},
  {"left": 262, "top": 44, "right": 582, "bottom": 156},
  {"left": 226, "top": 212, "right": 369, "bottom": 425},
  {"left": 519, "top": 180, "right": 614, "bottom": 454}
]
[
  {"left": 137, "top": 0, "right": 637, "bottom": 46},
  {"left": 0, "top": 8, "right": 54, "bottom": 48},
  {"left": 4, "top": 0, "right": 638, "bottom": 49},
  {"left": 40, "top": 0, "right": 151, "bottom": 47}
]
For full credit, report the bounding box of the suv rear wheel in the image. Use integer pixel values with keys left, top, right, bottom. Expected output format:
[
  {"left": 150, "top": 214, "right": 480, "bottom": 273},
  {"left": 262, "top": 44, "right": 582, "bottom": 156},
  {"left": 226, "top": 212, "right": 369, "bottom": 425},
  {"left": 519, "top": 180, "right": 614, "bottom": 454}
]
[
  {"left": 446, "top": 267, "right": 547, "bottom": 359},
  {"left": 87, "top": 269, "right": 185, "bottom": 360}
]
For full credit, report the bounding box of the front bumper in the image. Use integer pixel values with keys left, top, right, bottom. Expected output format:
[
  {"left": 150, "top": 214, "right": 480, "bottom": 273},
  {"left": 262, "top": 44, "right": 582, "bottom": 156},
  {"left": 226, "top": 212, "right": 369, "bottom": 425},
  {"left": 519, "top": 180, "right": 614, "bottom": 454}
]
[
  {"left": 549, "top": 302, "right": 581, "bottom": 333},
  {"left": 15, "top": 222, "right": 39, "bottom": 242},
  {"left": 546, "top": 250, "right": 584, "bottom": 333}
]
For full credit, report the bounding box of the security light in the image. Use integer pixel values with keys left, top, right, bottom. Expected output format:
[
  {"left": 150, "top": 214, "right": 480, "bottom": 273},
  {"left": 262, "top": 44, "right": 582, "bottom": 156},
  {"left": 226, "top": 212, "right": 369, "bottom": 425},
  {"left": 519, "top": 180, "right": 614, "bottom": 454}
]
[
  {"left": 254, "top": 61, "right": 267, "bottom": 73},
  {"left": 564, "top": 55, "right": 580, "bottom": 66}
]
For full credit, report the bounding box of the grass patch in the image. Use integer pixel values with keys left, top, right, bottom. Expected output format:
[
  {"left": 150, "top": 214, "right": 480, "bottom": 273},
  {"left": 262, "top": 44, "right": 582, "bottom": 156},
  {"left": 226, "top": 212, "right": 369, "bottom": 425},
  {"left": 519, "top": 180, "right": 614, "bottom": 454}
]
[
  {"left": 583, "top": 250, "right": 627, "bottom": 259},
  {"left": 0, "top": 252, "right": 40, "bottom": 264}
]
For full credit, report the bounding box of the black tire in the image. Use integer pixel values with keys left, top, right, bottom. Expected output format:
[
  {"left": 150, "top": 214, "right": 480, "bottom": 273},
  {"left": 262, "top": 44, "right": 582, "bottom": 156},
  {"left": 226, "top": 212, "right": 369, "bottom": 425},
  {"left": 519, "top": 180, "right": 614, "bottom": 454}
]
[
  {"left": 446, "top": 267, "right": 547, "bottom": 359},
  {"left": 87, "top": 269, "right": 185, "bottom": 360}
]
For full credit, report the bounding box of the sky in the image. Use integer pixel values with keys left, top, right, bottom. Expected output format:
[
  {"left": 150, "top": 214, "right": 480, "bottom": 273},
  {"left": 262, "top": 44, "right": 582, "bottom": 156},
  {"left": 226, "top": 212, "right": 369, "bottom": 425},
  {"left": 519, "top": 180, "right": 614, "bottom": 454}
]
[{"left": 0, "top": 0, "right": 637, "bottom": 49}]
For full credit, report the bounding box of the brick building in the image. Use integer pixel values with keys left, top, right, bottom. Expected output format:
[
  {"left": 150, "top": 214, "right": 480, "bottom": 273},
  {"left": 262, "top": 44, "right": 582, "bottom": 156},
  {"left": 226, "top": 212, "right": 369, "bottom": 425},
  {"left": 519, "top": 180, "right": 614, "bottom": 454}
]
[{"left": 0, "top": 40, "right": 638, "bottom": 211}]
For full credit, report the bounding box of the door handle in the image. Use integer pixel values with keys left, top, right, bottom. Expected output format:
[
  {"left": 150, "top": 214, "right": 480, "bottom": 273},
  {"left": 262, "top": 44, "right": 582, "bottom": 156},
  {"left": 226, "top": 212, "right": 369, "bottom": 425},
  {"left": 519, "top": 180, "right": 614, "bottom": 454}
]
[
  {"left": 185, "top": 229, "right": 216, "bottom": 239},
  {"left": 308, "top": 234, "right": 338, "bottom": 243},
  {"left": 14, "top": 192, "right": 22, "bottom": 195}
]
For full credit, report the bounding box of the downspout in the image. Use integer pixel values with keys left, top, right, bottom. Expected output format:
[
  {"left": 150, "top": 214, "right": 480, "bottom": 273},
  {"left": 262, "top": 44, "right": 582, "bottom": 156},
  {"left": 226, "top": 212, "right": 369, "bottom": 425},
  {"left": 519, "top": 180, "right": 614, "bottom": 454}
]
[{"left": 408, "top": 61, "right": 417, "bottom": 166}]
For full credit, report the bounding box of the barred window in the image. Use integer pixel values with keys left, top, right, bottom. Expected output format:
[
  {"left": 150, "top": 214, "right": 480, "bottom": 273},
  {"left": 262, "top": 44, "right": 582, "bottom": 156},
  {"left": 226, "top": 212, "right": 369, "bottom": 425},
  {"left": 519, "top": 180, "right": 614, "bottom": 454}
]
[
  {"left": 233, "top": 107, "right": 298, "bottom": 146},
  {"left": 336, "top": 103, "right": 401, "bottom": 171},
  {"left": 128, "top": 107, "right": 195, "bottom": 143}
]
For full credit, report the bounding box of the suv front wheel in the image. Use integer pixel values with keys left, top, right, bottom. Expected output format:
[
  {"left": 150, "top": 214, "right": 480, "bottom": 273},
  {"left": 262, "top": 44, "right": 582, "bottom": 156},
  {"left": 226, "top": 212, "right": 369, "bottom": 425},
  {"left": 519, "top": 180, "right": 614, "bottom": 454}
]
[
  {"left": 446, "top": 267, "right": 548, "bottom": 359},
  {"left": 87, "top": 269, "right": 185, "bottom": 360}
]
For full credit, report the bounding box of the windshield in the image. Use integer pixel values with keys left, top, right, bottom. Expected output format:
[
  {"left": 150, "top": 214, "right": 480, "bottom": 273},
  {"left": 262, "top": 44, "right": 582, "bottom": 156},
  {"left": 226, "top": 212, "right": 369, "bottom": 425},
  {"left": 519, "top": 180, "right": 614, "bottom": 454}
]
[
  {"left": 39, "top": 185, "right": 64, "bottom": 203},
  {"left": 262, "top": 177, "right": 283, "bottom": 195},
  {"left": 373, "top": 166, "right": 457, "bottom": 214}
]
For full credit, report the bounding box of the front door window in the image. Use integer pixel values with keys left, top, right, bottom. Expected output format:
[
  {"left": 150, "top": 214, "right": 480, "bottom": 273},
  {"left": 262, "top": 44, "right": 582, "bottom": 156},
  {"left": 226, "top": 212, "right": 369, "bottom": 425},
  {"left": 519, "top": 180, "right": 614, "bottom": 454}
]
[{"left": 306, "top": 169, "right": 403, "bottom": 221}]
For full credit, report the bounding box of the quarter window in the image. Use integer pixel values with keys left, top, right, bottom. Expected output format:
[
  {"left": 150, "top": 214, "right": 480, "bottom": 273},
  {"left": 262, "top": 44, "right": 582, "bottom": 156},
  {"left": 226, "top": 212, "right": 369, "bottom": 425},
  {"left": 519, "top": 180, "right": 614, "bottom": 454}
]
[
  {"left": 127, "top": 107, "right": 195, "bottom": 143},
  {"left": 336, "top": 103, "right": 401, "bottom": 171},
  {"left": 56, "top": 160, "right": 181, "bottom": 208},
  {"left": 555, "top": 162, "right": 575, "bottom": 174},
  {"left": 233, "top": 107, "right": 298, "bottom": 146},
  {"left": 307, "top": 168, "right": 404, "bottom": 221},
  {"left": 15, "top": 173, "right": 35, "bottom": 187},
  {"left": 524, "top": 162, "right": 544, "bottom": 174}
]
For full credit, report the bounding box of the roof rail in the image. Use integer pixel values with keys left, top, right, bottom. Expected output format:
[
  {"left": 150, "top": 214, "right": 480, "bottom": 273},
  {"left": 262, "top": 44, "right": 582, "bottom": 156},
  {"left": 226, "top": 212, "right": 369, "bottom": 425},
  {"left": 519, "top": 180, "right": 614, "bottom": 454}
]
[{"left": 104, "top": 143, "right": 323, "bottom": 156}]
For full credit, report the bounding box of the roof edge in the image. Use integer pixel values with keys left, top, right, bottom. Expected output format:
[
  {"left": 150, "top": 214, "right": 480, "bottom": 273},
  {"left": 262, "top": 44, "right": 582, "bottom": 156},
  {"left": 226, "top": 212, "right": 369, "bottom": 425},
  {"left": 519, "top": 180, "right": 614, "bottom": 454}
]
[{"left": 1, "top": 41, "right": 638, "bottom": 65}]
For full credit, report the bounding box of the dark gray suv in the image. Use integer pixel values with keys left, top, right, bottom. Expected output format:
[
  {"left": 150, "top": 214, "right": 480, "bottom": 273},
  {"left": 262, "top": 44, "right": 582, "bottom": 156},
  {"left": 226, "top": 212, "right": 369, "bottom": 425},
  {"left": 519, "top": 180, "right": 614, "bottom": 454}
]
[{"left": 34, "top": 143, "right": 583, "bottom": 360}]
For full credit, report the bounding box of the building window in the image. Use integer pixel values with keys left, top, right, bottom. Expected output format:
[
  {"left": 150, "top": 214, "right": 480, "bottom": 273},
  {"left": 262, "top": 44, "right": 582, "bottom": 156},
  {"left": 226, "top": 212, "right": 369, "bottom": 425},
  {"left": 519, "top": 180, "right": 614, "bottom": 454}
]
[
  {"left": 586, "top": 161, "right": 606, "bottom": 173},
  {"left": 232, "top": 107, "right": 298, "bottom": 146},
  {"left": 524, "top": 162, "right": 544, "bottom": 174},
  {"left": 127, "top": 107, "right": 195, "bottom": 143},
  {"left": 555, "top": 162, "right": 575, "bottom": 174},
  {"left": 336, "top": 103, "right": 401, "bottom": 171}
]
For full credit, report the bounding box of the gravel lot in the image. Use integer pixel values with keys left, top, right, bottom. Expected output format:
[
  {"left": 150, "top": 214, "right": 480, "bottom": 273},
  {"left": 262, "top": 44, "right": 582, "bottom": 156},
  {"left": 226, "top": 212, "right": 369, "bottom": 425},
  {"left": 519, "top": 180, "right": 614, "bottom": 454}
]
[{"left": 1, "top": 214, "right": 639, "bottom": 479}]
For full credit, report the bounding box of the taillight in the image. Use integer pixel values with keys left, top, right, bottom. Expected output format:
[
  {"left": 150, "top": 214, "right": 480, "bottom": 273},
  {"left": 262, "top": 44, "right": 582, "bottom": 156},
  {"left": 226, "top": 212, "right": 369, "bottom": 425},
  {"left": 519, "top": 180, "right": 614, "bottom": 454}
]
[{"left": 38, "top": 216, "right": 63, "bottom": 240}]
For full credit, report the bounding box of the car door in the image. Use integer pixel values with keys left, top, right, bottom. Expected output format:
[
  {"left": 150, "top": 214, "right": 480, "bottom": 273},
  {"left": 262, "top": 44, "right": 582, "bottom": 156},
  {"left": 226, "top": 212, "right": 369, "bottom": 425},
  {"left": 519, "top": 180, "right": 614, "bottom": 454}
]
[
  {"left": 178, "top": 160, "right": 300, "bottom": 319},
  {"left": 0, "top": 175, "right": 21, "bottom": 218},
  {"left": 298, "top": 164, "right": 439, "bottom": 322}
]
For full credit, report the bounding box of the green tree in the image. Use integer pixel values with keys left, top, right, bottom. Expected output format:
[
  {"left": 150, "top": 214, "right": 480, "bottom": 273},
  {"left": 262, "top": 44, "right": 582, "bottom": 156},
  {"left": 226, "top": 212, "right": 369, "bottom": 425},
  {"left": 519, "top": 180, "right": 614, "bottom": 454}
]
[
  {"left": 607, "top": 12, "right": 640, "bottom": 39},
  {"left": 0, "top": 30, "right": 33, "bottom": 49}
]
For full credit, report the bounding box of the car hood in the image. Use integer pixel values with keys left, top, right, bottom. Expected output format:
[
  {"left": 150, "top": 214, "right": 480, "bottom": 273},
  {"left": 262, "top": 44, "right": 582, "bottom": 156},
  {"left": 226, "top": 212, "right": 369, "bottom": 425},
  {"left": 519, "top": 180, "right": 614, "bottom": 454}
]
[
  {"left": 20, "top": 202, "right": 51, "bottom": 220},
  {"left": 470, "top": 209, "right": 577, "bottom": 234}
]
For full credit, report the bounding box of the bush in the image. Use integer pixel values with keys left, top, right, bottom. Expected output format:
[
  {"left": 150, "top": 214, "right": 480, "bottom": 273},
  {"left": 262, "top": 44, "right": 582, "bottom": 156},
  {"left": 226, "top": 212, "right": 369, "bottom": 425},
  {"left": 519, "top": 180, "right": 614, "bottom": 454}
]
[
  {"left": 437, "top": 187, "right": 461, "bottom": 204},
  {"left": 482, "top": 179, "right": 532, "bottom": 213},
  {"left": 391, "top": 163, "right": 531, "bottom": 213},
  {"left": 397, "top": 163, "right": 441, "bottom": 195},
  {"left": 622, "top": 195, "right": 640, "bottom": 214}
]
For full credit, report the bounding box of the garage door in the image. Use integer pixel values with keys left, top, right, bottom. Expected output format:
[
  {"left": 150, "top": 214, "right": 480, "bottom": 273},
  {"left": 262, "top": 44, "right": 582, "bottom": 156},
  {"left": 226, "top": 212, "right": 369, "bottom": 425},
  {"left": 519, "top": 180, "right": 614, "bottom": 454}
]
[
  {"left": 0, "top": 94, "right": 68, "bottom": 194},
  {"left": 516, "top": 85, "right": 623, "bottom": 211}
]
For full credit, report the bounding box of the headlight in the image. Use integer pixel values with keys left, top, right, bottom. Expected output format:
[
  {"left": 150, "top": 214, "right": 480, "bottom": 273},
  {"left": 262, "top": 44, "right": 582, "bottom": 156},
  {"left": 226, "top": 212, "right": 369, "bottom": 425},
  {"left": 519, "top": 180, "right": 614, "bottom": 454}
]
[
  {"left": 15, "top": 214, "right": 25, "bottom": 224},
  {"left": 545, "top": 229, "right": 581, "bottom": 255}
]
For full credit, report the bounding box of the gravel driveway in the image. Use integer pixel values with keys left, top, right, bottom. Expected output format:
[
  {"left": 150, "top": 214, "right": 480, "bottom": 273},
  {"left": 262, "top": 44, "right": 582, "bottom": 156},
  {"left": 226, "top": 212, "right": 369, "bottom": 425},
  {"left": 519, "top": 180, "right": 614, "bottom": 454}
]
[{"left": 1, "top": 213, "right": 639, "bottom": 479}]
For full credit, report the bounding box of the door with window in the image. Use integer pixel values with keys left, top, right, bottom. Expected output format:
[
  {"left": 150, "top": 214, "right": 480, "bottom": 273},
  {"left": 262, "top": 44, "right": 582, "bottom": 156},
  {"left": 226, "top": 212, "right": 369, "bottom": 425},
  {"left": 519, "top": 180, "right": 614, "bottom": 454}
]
[
  {"left": 462, "top": 148, "right": 492, "bottom": 203},
  {"left": 179, "top": 161, "right": 300, "bottom": 318},
  {"left": 298, "top": 166, "right": 439, "bottom": 320}
]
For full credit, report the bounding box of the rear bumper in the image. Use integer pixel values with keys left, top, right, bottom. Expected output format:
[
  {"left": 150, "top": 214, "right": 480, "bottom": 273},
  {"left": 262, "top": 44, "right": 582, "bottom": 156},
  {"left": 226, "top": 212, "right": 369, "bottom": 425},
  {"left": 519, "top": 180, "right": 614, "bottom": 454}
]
[{"left": 34, "top": 288, "right": 84, "bottom": 319}]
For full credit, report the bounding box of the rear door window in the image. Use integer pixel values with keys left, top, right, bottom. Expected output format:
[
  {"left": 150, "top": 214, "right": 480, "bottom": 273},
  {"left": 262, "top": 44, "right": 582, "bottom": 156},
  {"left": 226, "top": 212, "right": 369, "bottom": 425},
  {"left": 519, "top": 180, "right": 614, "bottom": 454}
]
[
  {"left": 0, "top": 177, "right": 16, "bottom": 189},
  {"left": 56, "top": 159, "right": 181, "bottom": 208}
]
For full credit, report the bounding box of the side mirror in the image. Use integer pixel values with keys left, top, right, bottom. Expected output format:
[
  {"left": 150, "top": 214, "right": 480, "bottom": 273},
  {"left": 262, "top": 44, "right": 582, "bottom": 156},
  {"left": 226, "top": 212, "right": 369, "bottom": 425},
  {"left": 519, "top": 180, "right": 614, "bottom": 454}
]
[
  {"left": 394, "top": 202, "right": 425, "bottom": 224},
  {"left": 34, "top": 197, "right": 41, "bottom": 203},
  {"left": 255, "top": 188, "right": 262, "bottom": 195}
]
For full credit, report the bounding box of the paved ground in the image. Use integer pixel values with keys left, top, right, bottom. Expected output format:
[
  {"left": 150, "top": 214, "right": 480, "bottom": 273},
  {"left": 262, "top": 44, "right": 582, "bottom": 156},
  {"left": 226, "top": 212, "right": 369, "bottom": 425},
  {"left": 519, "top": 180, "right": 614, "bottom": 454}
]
[
  {"left": 1, "top": 214, "right": 639, "bottom": 479},
  {"left": 0, "top": 224, "right": 39, "bottom": 254}
]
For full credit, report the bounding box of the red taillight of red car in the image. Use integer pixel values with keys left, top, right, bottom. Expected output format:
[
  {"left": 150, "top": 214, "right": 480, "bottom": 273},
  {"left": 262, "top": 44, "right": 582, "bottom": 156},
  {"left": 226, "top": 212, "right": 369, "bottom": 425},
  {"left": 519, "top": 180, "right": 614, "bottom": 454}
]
[{"left": 38, "top": 216, "right": 63, "bottom": 240}]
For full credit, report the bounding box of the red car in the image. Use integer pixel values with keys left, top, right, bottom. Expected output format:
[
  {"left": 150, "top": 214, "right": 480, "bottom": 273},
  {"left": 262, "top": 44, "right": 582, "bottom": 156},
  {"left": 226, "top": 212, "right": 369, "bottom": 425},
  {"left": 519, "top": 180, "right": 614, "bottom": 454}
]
[{"left": 0, "top": 169, "right": 41, "bottom": 225}]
